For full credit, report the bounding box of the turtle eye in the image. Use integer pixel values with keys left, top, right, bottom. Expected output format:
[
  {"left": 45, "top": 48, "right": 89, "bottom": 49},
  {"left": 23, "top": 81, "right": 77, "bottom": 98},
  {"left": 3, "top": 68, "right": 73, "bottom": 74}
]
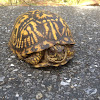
[
  {"left": 49, "top": 50, "right": 55, "bottom": 55},
  {"left": 50, "top": 47, "right": 55, "bottom": 52}
]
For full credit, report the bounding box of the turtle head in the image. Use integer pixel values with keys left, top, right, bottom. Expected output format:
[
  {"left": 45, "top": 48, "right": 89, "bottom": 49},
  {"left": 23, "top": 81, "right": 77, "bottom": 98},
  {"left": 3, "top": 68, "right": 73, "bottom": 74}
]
[{"left": 45, "top": 44, "right": 67, "bottom": 63}]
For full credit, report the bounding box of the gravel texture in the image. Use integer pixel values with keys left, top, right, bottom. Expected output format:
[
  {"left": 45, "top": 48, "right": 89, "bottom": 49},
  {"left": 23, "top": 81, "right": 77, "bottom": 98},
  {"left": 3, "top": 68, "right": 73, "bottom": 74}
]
[{"left": 0, "top": 6, "right": 100, "bottom": 100}]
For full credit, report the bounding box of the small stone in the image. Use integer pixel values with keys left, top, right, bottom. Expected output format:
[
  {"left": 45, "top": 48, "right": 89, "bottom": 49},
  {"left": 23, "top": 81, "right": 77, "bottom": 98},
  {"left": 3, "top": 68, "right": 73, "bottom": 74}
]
[
  {"left": 47, "top": 85, "right": 52, "bottom": 91},
  {"left": 10, "top": 64, "right": 14, "bottom": 67},
  {"left": 8, "top": 58, "right": 11, "bottom": 61},
  {"left": 16, "top": 93, "right": 19, "bottom": 97},
  {"left": 71, "top": 85, "right": 74, "bottom": 88},
  {"left": 89, "top": 38, "right": 92, "bottom": 40},
  {"left": 18, "top": 96, "right": 23, "bottom": 100},
  {"left": 94, "top": 65, "right": 98, "bottom": 67},
  {"left": 60, "top": 78, "right": 71, "bottom": 86},
  {"left": 28, "top": 74, "right": 32, "bottom": 76},
  {"left": 11, "top": 55, "right": 16, "bottom": 58},
  {"left": 0, "top": 76, "right": 5, "bottom": 81},
  {"left": 13, "top": 69, "right": 18, "bottom": 72},
  {"left": 81, "top": 42, "right": 84, "bottom": 44},
  {"left": 84, "top": 87, "right": 97, "bottom": 95},
  {"left": 36, "top": 92, "right": 43, "bottom": 100},
  {"left": 44, "top": 71, "right": 50, "bottom": 73}
]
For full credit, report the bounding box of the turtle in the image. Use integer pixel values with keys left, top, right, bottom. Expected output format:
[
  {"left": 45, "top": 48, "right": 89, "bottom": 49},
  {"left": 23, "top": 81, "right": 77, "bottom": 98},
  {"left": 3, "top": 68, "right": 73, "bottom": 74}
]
[{"left": 9, "top": 10, "right": 75, "bottom": 68}]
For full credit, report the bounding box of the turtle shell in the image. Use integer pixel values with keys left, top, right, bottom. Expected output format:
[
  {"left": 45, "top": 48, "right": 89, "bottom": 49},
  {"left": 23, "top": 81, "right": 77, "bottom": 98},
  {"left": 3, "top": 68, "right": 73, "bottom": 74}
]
[{"left": 9, "top": 10, "right": 75, "bottom": 56}]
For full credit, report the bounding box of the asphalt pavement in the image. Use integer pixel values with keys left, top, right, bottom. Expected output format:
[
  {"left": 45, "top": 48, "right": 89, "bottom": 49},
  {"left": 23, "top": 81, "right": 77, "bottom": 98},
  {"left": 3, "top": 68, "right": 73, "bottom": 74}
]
[{"left": 0, "top": 6, "right": 100, "bottom": 100}]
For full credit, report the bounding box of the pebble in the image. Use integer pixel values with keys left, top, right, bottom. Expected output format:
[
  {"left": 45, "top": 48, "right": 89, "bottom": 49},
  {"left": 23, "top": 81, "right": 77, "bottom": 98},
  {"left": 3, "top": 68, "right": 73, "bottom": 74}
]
[
  {"left": 47, "top": 85, "right": 52, "bottom": 91},
  {"left": 84, "top": 87, "right": 97, "bottom": 95},
  {"left": 60, "top": 78, "right": 71, "bottom": 86},
  {"left": 18, "top": 96, "right": 23, "bottom": 100},
  {"left": 28, "top": 74, "right": 32, "bottom": 76},
  {"left": 15, "top": 93, "right": 19, "bottom": 97},
  {"left": 13, "top": 69, "right": 19, "bottom": 72},
  {"left": 8, "top": 58, "right": 11, "bottom": 61},
  {"left": 11, "top": 55, "right": 16, "bottom": 58},
  {"left": 36, "top": 92, "right": 43, "bottom": 100},
  {"left": 10, "top": 64, "right": 14, "bottom": 67},
  {"left": 0, "top": 76, "right": 5, "bottom": 81}
]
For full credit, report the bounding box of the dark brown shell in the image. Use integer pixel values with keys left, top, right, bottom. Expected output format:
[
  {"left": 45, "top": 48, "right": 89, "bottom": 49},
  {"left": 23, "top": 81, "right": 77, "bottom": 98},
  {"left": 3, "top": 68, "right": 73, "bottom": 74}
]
[{"left": 9, "top": 10, "right": 75, "bottom": 56}]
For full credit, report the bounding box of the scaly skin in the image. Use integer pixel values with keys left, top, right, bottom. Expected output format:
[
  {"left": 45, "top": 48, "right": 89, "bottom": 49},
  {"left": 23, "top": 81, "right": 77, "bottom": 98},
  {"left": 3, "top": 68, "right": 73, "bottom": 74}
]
[{"left": 23, "top": 45, "right": 74, "bottom": 67}]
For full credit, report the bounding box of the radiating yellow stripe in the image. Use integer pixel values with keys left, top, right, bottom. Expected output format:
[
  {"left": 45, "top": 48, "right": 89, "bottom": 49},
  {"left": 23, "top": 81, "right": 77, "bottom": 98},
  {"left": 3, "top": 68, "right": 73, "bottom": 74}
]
[
  {"left": 31, "top": 37, "right": 34, "bottom": 44},
  {"left": 64, "top": 37, "right": 68, "bottom": 41},
  {"left": 16, "top": 38, "right": 20, "bottom": 48},
  {"left": 53, "top": 22, "right": 62, "bottom": 36},
  {"left": 30, "top": 21, "right": 44, "bottom": 38},
  {"left": 21, "top": 41, "right": 23, "bottom": 48},
  {"left": 59, "top": 17, "right": 65, "bottom": 27},
  {"left": 49, "top": 21, "right": 57, "bottom": 40},
  {"left": 27, "top": 36, "right": 31, "bottom": 46},
  {"left": 24, "top": 38, "right": 27, "bottom": 48},
  {"left": 32, "top": 31, "right": 38, "bottom": 43},
  {"left": 36, "top": 13, "right": 53, "bottom": 19},
  {"left": 44, "top": 23, "right": 49, "bottom": 36},
  {"left": 27, "top": 26, "right": 38, "bottom": 43}
]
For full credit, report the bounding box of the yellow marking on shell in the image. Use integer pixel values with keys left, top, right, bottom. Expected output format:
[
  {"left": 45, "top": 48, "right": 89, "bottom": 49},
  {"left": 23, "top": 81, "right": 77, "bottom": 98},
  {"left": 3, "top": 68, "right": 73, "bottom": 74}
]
[
  {"left": 49, "top": 32, "right": 52, "bottom": 39},
  {"left": 55, "top": 18, "right": 58, "bottom": 22},
  {"left": 64, "top": 37, "right": 69, "bottom": 41},
  {"left": 21, "top": 49, "right": 26, "bottom": 57},
  {"left": 26, "top": 47, "right": 33, "bottom": 54},
  {"left": 30, "top": 21, "right": 44, "bottom": 38},
  {"left": 32, "top": 31, "right": 38, "bottom": 43},
  {"left": 11, "top": 32, "right": 16, "bottom": 46},
  {"left": 61, "top": 41, "right": 67, "bottom": 44},
  {"left": 27, "top": 36, "right": 31, "bottom": 46},
  {"left": 53, "top": 22, "right": 62, "bottom": 36},
  {"left": 35, "top": 44, "right": 42, "bottom": 51},
  {"left": 36, "top": 20, "right": 41, "bottom": 24},
  {"left": 14, "top": 13, "right": 25, "bottom": 25},
  {"left": 43, "top": 40, "right": 53, "bottom": 46},
  {"left": 49, "top": 21, "right": 57, "bottom": 40},
  {"left": 62, "top": 27, "right": 65, "bottom": 35},
  {"left": 19, "top": 33, "right": 23, "bottom": 48},
  {"left": 14, "top": 24, "right": 20, "bottom": 37},
  {"left": 70, "top": 38, "right": 75, "bottom": 43},
  {"left": 20, "top": 15, "right": 28, "bottom": 23},
  {"left": 22, "top": 30, "right": 28, "bottom": 35},
  {"left": 42, "top": 20, "right": 46, "bottom": 23},
  {"left": 44, "top": 23, "right": 49, "bottom": 36},
  {"left": 24, "top": 38, "right": 27, "bottom": 47},
  {"left": 66, "top": 28, "right": 71, "bottom": 36},
  {"left": 19, "top": 15, "right": 29, "bottom": 31},
  {"left": 14, "top": 32, "right": 22, "bottom": 48},
  {"left": 51, "top": 19, "right": 55, "bottom": 21},
  {"left": 16, "top": 51, "right": 23, "bottom": 59},
  {"left": 36, "top": 13, "right": 53, "bottom": 19},
  {"left": 16, "top": 38, "right": 21, "bottom": 48},
  {"left": 32, "top": 10, "right": 36, "bottom": 14},
  {"left": 15, "top": 15, "right": 29, "bottom": 35},
  {"left": 21, "top": 41, "right": 23, "bottom": 48},
  {"left": 27, "top": 26, "right": 31, "bottom": 31},
  {"left": 47, "top": 19, "right": 50, "bottom": 22},
  {"left": 27, "top": 26, "right": 38, "bottom": 43},
  {"left": 59, "top": 17, "right": 65, "bottom": 27},
  {"left": 31, "top": 37, "right": 34, "bottom": 44}
]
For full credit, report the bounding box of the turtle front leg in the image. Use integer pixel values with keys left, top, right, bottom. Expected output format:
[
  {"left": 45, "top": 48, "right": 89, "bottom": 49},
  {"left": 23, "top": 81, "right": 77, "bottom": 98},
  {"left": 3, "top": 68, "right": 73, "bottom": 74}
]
[
  {"left": 34, "top": 61, "right": 51, "bottom": 68},
  {"left": 24, "top": 52, "right": 43, "bottom": 65}
]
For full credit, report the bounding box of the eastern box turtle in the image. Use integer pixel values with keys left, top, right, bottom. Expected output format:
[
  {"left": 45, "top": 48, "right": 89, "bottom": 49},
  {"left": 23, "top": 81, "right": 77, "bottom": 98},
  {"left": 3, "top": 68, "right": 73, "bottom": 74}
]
[{"left": 9, "top": 10, "right": 75, "bottom": 68}]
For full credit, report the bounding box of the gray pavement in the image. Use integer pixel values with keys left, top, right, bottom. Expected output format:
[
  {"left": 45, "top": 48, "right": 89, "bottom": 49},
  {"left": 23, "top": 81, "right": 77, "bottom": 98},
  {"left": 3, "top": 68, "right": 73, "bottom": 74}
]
[{"left": 0, "top": 6, "right": 100, "bottom": 100}]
